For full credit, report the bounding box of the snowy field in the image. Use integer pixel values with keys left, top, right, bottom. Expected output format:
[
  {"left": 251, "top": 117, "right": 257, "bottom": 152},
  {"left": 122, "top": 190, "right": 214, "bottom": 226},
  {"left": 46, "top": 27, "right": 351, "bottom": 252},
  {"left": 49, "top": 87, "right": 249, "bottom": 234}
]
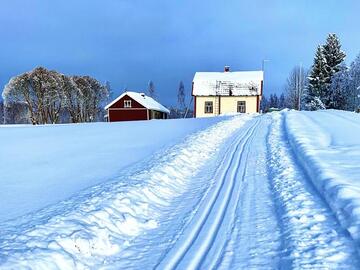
[
  {"left": 1, "top": 110, "right": 360, "bottom": 269},
  {"left": 0, "top": 117, "right": 224, "bottom": 222}
]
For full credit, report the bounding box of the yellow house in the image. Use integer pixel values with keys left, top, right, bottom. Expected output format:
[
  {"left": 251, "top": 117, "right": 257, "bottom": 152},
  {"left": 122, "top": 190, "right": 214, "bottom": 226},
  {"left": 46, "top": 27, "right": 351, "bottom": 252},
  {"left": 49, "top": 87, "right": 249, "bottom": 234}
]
[{"left": 192, "top": 66, "right": 263, "bottom": 117}]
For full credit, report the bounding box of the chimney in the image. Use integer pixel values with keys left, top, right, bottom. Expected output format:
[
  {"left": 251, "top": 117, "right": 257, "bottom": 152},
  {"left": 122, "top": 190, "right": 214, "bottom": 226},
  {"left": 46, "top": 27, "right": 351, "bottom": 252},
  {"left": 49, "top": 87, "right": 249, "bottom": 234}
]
[{"left": 224, "top": 66, "right": 230, "bottom": 72}]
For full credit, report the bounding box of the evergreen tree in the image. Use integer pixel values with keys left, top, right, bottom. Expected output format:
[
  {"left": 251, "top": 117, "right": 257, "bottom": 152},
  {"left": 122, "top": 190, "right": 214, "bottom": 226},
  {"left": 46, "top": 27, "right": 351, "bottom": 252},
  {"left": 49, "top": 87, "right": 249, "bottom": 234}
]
[
  {"left": 307, "top": 97, "right": 326, "bottom": 111},
  {"left": 329, "top": 64, "right": 349, "bottom": 110},
  {"left": 349, "top": 54, "right": 360, "bottom": 111},
  {"left": 306, "top": 34, "right": 346, "bottom": 110},
  {"left": 147, "top": 80, "right": 156, "bottom": 98},
  {"left": 322, "top": 33, "right": 346, "bottom": 107},
  {"left": 260, "top": 96, "right": 269, "bottom": 113},
  {"left": 323, "top": 34, "right": 346, "bottom": 77},
  {"left": 269, "top": 94, "right": 279, "bottom": 108},
  {"left": 279, "top": 93, "right": 286, "bottom": 109},
  {"left": 306, "top": 46, "right": 328, "bottom": 110},
  {"left": 0, "top": 100, "right": 4, "bottom": 124}
]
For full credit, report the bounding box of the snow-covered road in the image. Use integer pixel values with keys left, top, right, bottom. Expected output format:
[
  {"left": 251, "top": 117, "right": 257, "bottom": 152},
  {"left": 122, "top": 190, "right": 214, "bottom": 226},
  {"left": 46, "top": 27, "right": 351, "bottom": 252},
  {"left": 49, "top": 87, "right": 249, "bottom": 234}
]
[{"left": 1, "top": 111, "right": 360, "bottom": 269}]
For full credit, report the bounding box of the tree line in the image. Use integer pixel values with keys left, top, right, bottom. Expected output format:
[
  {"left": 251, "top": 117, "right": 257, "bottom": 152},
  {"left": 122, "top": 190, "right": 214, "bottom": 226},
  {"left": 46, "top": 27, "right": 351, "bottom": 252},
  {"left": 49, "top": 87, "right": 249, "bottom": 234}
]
[
  {"left": 145, "top": 80, "right": 193, "bottom": 119},
  {"left": 2, "top": 67, "right": 109, "bottom": 124},
  {"left": 263, "top": 33, "right": 360, "bottom": 112}
]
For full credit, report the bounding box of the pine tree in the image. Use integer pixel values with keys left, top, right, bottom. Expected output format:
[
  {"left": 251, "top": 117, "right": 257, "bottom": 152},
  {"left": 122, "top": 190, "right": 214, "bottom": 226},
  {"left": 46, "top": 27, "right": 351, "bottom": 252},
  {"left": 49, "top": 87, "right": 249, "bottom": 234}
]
[
  {"left": 306, "top": 34, "right": 346, "bottom": 110},
  {"left": 279, "top": 93, "right": 286, "bottom": 109},
  {"left": 0, "top": 100, "right": 4, "bottom": 124},
  {"left": 147, "top": 80, "right": 156, "bottom": 98},
  {"left": 329, "top": 64, "right": 349, "bottom": 110},
  {"left": 322, "top": 33, "right": 346, "bottom": 107},
  {"left": 269, "top": 94, "right": 279, "bottom": 108},
  {"left": 307, "top": 46, "right": 328, "bottom": 110},
  {"left": 323, "top": 34, "right": 346, "bottom": 77},
  {"left": 260, "top": 96, "right": 269, "bottom": 112},
  {"left": 349, "top": 54, "right": 360, "bottom": 111}
]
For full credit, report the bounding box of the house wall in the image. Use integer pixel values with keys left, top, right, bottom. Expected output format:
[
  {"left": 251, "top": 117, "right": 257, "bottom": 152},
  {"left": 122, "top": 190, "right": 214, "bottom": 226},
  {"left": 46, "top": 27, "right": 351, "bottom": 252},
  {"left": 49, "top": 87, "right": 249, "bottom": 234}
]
[
  {"left": 108, "top": 94, "right": 148, "bottom": 122},
  {"left": 194, "top": 96, "right": 259, "bottom": 118},
  {"left": 110, "top": 94, "right": 144, "bottom": 109},
  {"left": 108, "top": 108, "right": 148, "bottom": 122},
  {"left": 195, "top": 96, "right": 218, "bottom": 118},
  {"left": 220, "top": 96, "right": 258, "bottom": 114},
  {"left": 149, "top": 110, "right": 168, "bottom": 120}
]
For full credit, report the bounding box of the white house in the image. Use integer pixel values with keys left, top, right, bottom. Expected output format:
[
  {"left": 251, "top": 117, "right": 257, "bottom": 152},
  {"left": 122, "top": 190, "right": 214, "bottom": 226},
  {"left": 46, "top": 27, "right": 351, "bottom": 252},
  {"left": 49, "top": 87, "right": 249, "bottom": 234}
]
[{"left": 192, "top": 66, "right": 264, "bottom": 117}]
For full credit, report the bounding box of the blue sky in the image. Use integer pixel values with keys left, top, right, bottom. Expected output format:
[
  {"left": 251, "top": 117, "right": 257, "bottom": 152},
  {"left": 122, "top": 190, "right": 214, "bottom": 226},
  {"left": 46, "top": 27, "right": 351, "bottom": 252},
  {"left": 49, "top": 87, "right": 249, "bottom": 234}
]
[{"left": 1, "top": 0, "right": 360, "bottom": 105}]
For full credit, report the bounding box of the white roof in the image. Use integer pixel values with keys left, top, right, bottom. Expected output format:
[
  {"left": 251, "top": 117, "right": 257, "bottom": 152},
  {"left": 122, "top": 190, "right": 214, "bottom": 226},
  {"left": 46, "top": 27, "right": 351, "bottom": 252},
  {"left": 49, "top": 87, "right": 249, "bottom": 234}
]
[
  {"left": 193, "top": 70, "right": 263, "bottom": 96},
  {"left": 105, "top": 91, "right": 170, "bottom": 114}
]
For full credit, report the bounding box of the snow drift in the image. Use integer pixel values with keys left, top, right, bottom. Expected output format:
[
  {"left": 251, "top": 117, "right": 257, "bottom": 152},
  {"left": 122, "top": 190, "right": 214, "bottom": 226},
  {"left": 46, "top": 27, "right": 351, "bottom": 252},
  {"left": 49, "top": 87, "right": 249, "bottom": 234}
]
[
  {"left": 0, "top": 115, "right": 253, "bottom": 269},
  {"left": 0, "top": 117, "right": 223, "bottom": 222},
  {"left": 284, "top": 110, "right": 360, "bottom": 245}
]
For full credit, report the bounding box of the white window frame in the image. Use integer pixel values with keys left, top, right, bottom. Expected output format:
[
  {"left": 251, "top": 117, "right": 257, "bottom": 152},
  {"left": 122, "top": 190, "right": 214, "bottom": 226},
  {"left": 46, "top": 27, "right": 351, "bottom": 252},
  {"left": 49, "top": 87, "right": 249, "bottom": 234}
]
[{"left": 124, "top": 100, "right": 132, "bottom": 108}]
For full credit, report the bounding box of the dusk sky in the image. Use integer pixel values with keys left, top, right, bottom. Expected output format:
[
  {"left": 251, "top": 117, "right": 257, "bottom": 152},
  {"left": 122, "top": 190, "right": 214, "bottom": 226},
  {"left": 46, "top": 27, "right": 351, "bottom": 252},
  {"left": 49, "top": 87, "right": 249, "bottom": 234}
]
[{"left": 1, "top": 0, "right": 360, "bottom": 106}]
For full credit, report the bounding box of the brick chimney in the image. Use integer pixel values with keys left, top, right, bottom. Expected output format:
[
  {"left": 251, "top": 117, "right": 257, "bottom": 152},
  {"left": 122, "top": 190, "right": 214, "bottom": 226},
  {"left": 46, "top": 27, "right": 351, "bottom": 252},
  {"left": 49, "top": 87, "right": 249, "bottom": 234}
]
[{"left": 224, "top": 66, "right": 230, "bottom": 72}]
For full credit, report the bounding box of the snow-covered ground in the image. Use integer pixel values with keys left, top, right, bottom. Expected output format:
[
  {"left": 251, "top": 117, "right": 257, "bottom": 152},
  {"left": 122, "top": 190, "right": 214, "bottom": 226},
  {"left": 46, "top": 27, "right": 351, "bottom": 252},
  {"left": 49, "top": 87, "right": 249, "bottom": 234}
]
[
  {"left": 1, "top": 110, "right": 360, "bottom": 269},
  {"left": 284, "top": 110, "right": 360, "bottom": 250},
  {"left": 0, "top": 117, "right": 223, "bottom": 222}
]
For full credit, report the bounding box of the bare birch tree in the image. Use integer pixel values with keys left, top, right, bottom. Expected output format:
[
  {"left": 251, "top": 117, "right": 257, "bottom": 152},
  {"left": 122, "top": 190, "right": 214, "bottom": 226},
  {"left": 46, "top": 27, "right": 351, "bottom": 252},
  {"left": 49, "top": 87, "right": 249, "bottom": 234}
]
[{"left": 284, "top": 65, "right": 307, "bottom": 110}]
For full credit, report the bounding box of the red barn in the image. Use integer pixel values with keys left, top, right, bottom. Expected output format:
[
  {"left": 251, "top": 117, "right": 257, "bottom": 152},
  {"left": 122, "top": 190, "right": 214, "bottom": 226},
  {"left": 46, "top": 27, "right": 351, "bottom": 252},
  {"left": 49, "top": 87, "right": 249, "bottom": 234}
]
[{"left": 105, "top": 91, "right": 170, "bottom": 122}]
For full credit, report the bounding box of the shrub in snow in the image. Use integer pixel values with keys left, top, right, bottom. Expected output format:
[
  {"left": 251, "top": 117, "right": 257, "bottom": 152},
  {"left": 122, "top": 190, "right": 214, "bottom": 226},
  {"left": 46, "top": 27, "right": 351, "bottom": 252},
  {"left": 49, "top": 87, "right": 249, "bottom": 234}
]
[{"left": 305, "top": 97, "right": 326, "bottom": 111}]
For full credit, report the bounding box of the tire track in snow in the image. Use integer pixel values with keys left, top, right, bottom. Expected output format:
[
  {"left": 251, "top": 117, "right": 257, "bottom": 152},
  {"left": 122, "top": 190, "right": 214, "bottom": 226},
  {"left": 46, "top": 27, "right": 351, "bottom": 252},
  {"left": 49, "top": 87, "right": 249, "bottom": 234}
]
[
  {"left": 325, "top": 110, "right": 360, "bottom": 127},
  {"left": 216, "top": 116, "right": 282, "bottom": 269},
  {"left": 156, "top": 118, "right": 260, "bottom": 270},
  {"left": 268, "top": 112, "right": 360, "bottom": 269}
]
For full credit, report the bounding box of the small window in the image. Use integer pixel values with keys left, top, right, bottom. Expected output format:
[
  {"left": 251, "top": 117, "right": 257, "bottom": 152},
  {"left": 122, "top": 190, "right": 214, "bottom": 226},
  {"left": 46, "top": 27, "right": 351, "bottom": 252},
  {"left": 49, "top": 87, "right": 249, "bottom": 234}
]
[
  {"left": 204, "top": 101, "right": 213, "bottom": 114},
  {"left": 237, "top": 101, "right": 246, "bottom": 113},
  {"left": 124, "top": 100, "right": 132, "bottom": 108}
]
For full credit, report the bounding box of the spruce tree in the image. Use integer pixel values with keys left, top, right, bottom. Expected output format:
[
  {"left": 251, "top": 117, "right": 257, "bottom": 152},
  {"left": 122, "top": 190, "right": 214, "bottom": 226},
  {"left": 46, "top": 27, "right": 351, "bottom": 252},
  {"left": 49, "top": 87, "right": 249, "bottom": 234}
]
[
  {"left": 329, "top": 64, "right": 349, "bottom": 110},
  {"left": 349, "top": 54, "right": 360, "bottom": 110},
  {"left": 260, "top": 96, "right": 269, "bottom": 112},
  {"left": 323, "top": 34, "right": 346, "bottom": 76},
  {"left": 307, "top": 46, "right": 328, "bottom": 110},
  {"left": 322, "top": 33, "right": 346, "bottom": 107},
  {"left": 279, "top": 93, "right": 286, "bottom": 109},
  {"left": 306, "top": 34, "right": 346, "bottom": 110}
]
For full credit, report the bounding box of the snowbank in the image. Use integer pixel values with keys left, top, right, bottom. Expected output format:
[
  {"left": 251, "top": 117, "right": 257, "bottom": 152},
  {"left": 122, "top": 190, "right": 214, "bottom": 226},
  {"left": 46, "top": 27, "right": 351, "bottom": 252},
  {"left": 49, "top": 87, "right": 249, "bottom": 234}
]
[
  {"left": 0, "top": 117, "right": 224, "bottom": 222},
  {"left": 0, "top": 115, "right": 254, "bottom": 269},
  {"left": 284, "top": 110, "right": 360, "bottom": 244}
]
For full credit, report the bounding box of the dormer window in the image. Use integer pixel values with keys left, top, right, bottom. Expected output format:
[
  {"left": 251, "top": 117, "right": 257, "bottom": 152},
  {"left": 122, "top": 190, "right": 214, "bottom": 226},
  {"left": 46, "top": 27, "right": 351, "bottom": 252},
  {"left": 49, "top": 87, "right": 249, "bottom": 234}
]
[{"left": 124, "top": 100, "right": 132, "bottom": 108}]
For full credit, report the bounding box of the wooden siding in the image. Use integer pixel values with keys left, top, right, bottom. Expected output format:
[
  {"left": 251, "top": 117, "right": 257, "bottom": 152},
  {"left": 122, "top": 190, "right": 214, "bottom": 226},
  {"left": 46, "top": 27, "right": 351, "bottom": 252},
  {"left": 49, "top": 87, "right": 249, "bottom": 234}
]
[
  {"left": 108, "top": 108, "right": 148, "bottom": 122},
  {"left": 109, "top": 94, "right": 145, "bottom": 109}
]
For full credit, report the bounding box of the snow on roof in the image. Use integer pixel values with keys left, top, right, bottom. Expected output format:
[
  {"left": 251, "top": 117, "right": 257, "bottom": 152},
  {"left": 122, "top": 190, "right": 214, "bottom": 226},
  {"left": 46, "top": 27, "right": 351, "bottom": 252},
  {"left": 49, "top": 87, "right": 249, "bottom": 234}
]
[
  {"left": 105, "top": 91, "right": 170, "bottom": 114},
  {"left": 193, "top": 70, "right": 264, "bottom": 96}
]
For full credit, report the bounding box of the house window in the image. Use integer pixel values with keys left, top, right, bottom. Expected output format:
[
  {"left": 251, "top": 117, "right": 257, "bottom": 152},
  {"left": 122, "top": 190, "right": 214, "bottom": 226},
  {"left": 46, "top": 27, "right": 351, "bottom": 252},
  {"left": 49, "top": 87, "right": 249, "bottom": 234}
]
[
  {"left": 204, "top": 101, "right": 213, "bottom": 114},
  {"left": 237, "top": 101, "right": 246, "bottom": 113},
  {"left": 124, "top": 100, "right": 132, "bottom": 108}
]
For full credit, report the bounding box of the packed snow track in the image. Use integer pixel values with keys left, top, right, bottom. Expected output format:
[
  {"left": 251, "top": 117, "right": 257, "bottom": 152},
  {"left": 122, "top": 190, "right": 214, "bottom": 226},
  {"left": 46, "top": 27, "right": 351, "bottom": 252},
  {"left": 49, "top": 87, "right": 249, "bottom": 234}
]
[{"left": 1, "top": 111, "right": 360, "bottom": 269}]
